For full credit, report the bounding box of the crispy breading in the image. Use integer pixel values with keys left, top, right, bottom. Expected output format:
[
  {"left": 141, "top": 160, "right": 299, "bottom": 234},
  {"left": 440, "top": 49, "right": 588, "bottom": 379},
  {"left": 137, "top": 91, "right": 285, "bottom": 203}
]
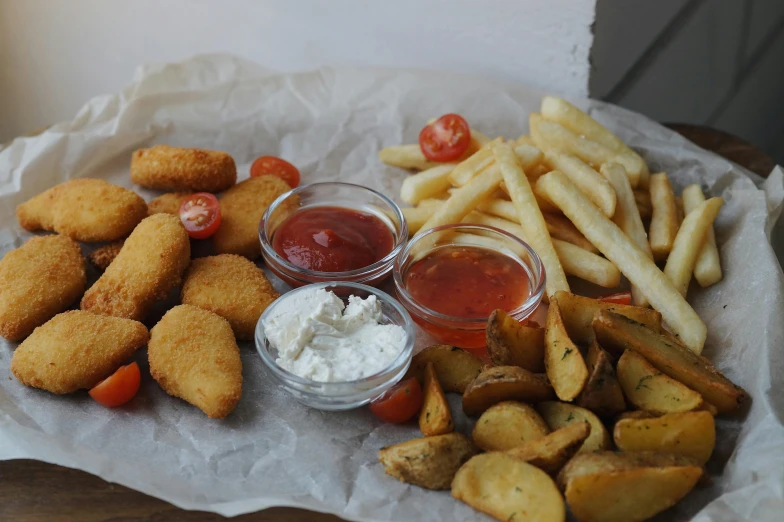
[
  {"left": 81, "top": 214, "right": 190, "bottom": 321},
  {"left": 131, "top": 145, "right": 237, "bottom": 192},
  {"left": 16, "top": 178, "right": 148, "bottom": 242},
  {"left": 0, "top": 235, "right": 86, "bottom": 341},
  {"left": 212, "top": 175, "right": 292, "bottom": 259},
  {"left": 147, "top": 192, "right": 193, "bottom": 216},
  {"left": 10, "top": 310, "right": 149, "bottom": 394},
  {"left": 87, "top": 240, "right": 125, "bottom": 272},
  {"left": 148, "top": 304, "right": 242, "bottom": 418},
  {"left": 181, "top": 254, "right": 279, "bottom": 340}
]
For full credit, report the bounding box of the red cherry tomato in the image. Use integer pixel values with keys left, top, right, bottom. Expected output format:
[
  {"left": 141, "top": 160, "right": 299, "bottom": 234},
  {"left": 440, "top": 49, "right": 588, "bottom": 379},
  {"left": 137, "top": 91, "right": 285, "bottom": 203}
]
[
  {"left": 179, "top": 192, "right": 222, "bottom": 239},
  {"left": 369, "top": 377, "right": 423, "bottom": 424},
  {"left": 419, "top": 113, "right": 471, "bottom": 162},
  {"left": 598, "top": 292, "right": 633, "bottom": 306},
  {"left": 250, "top": 156, "right": 300, "bottom": 187},
  {"left": 89, "top": 362, "right": 141, "bottom": 408}
]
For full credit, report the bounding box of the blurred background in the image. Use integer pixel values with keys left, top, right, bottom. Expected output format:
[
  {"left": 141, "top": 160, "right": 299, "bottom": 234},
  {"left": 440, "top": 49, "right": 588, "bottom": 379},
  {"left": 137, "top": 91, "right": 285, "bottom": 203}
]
[{"left": 1, "top": 0, "right": 782, "bottom": 165}]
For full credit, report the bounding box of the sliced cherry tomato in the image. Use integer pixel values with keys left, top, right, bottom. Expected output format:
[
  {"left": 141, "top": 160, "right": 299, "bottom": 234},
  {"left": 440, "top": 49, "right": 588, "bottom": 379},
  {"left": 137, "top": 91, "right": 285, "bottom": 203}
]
[
  {"left": 89, "top": 362, "right": 141, "bottom": 408},
  {"left": 369, "top": 377, "right": 423, "bottom": 424},
  {"left": 179, "top": 192, "right": 221, "bottom": 239},
  {"left": 598, "top": 292, "right": 633, "bottom": 306},
  {"left": 250, "top": 156, "right": 300, "bottom": 187},
  {"left": 419, "top": 113, "right": 471, "bottom": 162}
]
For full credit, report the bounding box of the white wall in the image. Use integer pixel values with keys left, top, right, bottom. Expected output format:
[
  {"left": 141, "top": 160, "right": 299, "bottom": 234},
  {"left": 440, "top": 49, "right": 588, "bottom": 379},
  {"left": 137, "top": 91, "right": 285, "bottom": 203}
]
[{"left": 0, "top": 0, "right": 596, "bottom": 143}]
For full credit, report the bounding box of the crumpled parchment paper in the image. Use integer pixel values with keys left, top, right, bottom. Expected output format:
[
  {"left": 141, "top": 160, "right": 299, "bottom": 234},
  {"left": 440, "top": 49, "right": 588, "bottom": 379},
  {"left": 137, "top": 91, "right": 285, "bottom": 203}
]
[{"left": 1, "top": 54, "right": 783, "bottom": 521}]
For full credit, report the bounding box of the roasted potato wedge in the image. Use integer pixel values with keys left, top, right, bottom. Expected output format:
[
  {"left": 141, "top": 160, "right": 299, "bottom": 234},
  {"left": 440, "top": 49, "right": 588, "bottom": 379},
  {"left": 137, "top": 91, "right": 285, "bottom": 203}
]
[
  {"left": 406, "top": 345, "right": 484, "bottom": 394},
  {"left": 536, "top": 401, "right": 611, "bottom": 453},
  {"left": 452, "top": 453, "right": 566, "bottom": 522},
  {"left": 419, "top": 362, "right": 454, "bottom": 436},
  {"left": 616, "top": 350, "right": 704, "bottom": 414},
  {"left": 545, "top": 298, "right": 589, "bottom": 401},
  {"left": 378, "top": 433, "right": 477, "bottom": 490},
  {"left": 486, "top": 309, "right": 545, "bottom": 372},
  {"left": 553, "top": 291, "right": 661, "bottom": 345},
  {"left": 577, "top": 341, "right": 625, "bottom": 417},
  {"left": 462, "top": 366, "right": 555, "bottom": 417},
  {"left": 614, "top": 411, "right": 715, "bottom": 465},
  {"left": 507, "top": 421, "right": 590, "bottom": 476},
  {"left": 472, "top": 401, "right": 550, "bottom": 451},
  {"left": 558, "top": 451, "right": 702, "bottom": 522},
  {"left": 593, "top": 311, "right": 748, "bottom": 413}
]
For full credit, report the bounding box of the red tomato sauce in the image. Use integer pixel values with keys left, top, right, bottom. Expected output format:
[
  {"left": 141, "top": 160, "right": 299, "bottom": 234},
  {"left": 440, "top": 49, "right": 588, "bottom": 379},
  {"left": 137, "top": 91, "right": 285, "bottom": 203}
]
[{"left": 272, "top": 206, "right": 394, "bottom": 272}]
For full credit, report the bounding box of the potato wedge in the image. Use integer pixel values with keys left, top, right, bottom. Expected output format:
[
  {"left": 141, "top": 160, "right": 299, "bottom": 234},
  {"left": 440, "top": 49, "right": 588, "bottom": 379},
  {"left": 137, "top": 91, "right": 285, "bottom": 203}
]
[
  {"left": 553, "top": 290, "right": 661, "bottom": 345},
  {"left": 419, "top": 362, "right": 454, "bottom": 436},
  {"left": 379, "top": 433, "right": 477, "bottom": 490},
  {"left": 486, "top": 309, "right": 545, "bottom": 372},
  {"left": 545, "top": 298, "right": 589, "bottom": 401},
  {"left": 405, "top": 345, "right": 484, "bottom": 394},
  {"left": 614, "top": 411, "right": 715, "bottom": 464},
  {"left": 507, "top": 421, "right": 590, "bottom": 476},
  {"left": 593, "top": 311, "right": 748, "bottom": 413},
  {"left": 462, "top": 366, "right": 555, "bottom": 417},
  {"left": 473, "top": 401, "right": 550, "bottom": 451},
  {"left": 577, "top": 341, "right": 626, "bottom": 417},
  {"left": 558, "top": 451, "right": 702, "bottom": 522},
  {"left": 616, "top": 350, "right": 704, "bottom": 414},
  {"left": 452, "top": 453, "right": 565, "bottom": 522},
  {"left": 536, "top": 401, "right": 611, "bottom": 453}
]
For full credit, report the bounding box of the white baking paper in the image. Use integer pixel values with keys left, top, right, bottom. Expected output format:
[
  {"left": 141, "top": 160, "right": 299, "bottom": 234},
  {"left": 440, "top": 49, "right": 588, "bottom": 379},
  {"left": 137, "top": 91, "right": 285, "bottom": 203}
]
[{"left": 1, "top": 54, "right": 783, "bottom": 521}]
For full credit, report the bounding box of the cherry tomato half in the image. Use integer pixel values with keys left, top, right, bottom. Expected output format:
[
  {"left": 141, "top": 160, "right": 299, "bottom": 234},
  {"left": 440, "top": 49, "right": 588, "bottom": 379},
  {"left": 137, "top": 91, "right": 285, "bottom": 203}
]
[
  {"left": 419, "top": 113, "right": 471, "bottom": 162},
  {"left": 369, "top": 377, "right": 423, "bottom": 424},
  {"left": 250, "top": 156, "right": 300, "bottom": 187},
  {"left": 89, "top": 362, "right": 141, "bottom": 408},
  {"left": 179, "top": 192, "right": 222, "bottom": 239},
  {"left": 598, "top": 292, "right": 633, "bottom": 306}
]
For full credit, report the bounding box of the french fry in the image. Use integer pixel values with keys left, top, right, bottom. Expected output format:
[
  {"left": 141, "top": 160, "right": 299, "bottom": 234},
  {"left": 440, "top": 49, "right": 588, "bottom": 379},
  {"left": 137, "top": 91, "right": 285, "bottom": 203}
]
[
  {"left": 649, "top": 173, "right": 680, "bottom": 261},
  {"left": 600, "top": 162, "right": 652, "bottom": 307},
  {"left": 543, "top": 213, "right": 598, "bottom": 253},
  {"left": 402, "top": 206, "right": 437, "bottom": 236},
  {"left": 379, "top": 144, "right": 439, "bottom": 171},
  {"left": 540, "top": 96, "right": 649, "bottom": 187},
  {"left": 514, "top": 143, "right": 544, "bottom": 171},
  {"left": 535, "top": 170, "right": 707, "bottom": 353},
  {"left": 470, "top": 128, "right": 492, "bottom": 147},
  {"left": 492, "top": 141, "right": 569, "bottom": 298},
  {"left": 450, "top": 232, "right": 526, "bottom": 258},
  {"left": 664, "top": 197, "right": 724, "bottom": 296},
  {"left": 400, "top": 164, "right": 455, "bottom": 205},
  {"left": 682, "top": 185, "right": 722, "bottom": 287},
  {"left": 530, "top": 113, "right": 641, "bottom": 188},
  {"left": 635, "top": 188, "right": 652, "bottom": 220},
  {"left": 544, "top": 153, "right": 616, "bottom": 217},
  {"left": 448, "top": 139, "right": 500, "bottom": 187},
  {"left": 517, "top": 135, "right": 536, "bottom": 147},
  {"left": 417, "top": 197, "right": 449, "bottom": 208}
]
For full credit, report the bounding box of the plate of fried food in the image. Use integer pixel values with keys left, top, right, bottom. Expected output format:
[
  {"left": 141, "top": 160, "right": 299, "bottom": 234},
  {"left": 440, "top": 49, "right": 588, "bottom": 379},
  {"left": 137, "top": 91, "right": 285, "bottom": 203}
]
[{"left": 0, "top": 55, "right": 782, "bottom": 522}]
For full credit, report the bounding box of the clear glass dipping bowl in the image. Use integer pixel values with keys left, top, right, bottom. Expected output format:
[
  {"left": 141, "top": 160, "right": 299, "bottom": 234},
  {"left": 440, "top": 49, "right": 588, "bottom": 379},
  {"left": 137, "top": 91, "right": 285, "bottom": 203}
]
[{"left": 254, "top": 282, "right": 415, "bottom": 411}]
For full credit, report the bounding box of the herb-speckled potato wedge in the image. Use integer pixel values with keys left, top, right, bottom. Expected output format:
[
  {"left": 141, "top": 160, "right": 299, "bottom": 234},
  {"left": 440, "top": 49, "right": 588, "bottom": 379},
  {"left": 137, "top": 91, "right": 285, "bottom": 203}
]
[
  {"left": 462, "top": 366, "right": 555, "bottom": 417},
  {"left": 507, "top": 421, "right": 590, "bottom": 476},
  {"left": 614, "top": 411, "right": 715, "bottom": 465},
  {"left": 616, "top": 350, "right": 704, "bottom": 414},
  {"left": 405, "top": 345, "right": 484, "bottom": 394},
  {"left": 536, "top": 401, "right": 611, "bottom": 453},
  {"left": 486, "top": 309, "right": 545, "bottom": 372},
  {"left": 576, "top": 341, "right": 626, "bottom": 417},
  {"left": 418, "top": 362, "right": 454, "bottom": 436},
  {"left": 472, "top": 401, "right": 549, "bottom": 451},
  {"left": 544, "top": 298, "right": 589, "bottom": 401},
  {"left": 378, "top": 433, "right": 477, "bottom": 490}
]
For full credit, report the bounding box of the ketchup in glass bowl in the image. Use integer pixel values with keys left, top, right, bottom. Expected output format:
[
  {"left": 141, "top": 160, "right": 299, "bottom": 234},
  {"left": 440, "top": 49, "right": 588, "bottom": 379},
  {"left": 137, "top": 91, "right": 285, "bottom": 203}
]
[{"left": 259, "top": 182, "right": 408, "bottom": 287}]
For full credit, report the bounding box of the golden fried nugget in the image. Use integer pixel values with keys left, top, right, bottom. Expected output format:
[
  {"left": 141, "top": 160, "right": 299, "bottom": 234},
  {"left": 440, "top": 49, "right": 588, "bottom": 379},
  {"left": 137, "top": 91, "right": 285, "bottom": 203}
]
[
  {"left": 16, "top": 178, "right": 148, "bottom": 242},
  {"left": 147, "top": 192, "right": 193, "bottom": 216},
  {"left": 11, "top": 310, "right": 149, "bottom": 394},
  {"left": 181, "top": 254, "right": 278, "bottom": 340},
  {"left": 81, "top": 214, "right": 190, "bottom": 321},
  {"left": 87, "top": 240, "right": 125, "bottom": 272},
  {"left": 0, "top": 235, "right": 86, "bottom": 341},
  {"left": 213, "top": 175, "right": 292, "bottom": 259},
  {"left": 148, "top": 305, "right": 242, "bottom": 418},
  {"left": 131, "top": 145, "right": 237, "bottom": 192}
]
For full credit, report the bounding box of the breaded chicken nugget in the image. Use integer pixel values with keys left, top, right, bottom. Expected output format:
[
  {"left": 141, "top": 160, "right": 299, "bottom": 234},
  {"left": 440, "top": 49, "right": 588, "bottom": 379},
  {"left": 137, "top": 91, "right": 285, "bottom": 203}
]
[
  {"left": 131, "top": 145, "right": 237, "bottom": 192},
  {"left": 213, "top": 175, "right": 292, "bottom": 259},
  {"left": 181, "top": 254, "right": 279, "bottom": 340},
  {"left": 0, "top": 235, "right": 86, "bottom": 341},
  {"left": 148, "top": 304, "right": 242, "bottom": 418},
  {"left": 87, "top": 240, "right": 125, "bottom": 272},
  {"left": 81, "top": 214, "right": 190, "bottom": 321},
  {"left": 147, "top": 192, "right": 193, "bottom": 216},
  {"left": 16, "top": 178, "right": 148, "bottom": 242},
  {"left": 11, "top": 310, "right": 149, "bottom": 394}
]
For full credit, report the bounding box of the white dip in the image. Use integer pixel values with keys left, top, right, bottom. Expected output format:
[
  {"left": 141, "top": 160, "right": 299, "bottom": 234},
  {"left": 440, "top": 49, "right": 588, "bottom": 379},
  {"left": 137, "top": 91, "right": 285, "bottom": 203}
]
[{"left": 262, "top": 287, "right": 407, "bottom": 382}]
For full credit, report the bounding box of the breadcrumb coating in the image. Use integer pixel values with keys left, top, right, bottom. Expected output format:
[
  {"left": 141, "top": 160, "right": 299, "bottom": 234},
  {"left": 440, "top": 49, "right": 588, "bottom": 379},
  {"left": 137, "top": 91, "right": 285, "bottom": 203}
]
[
  {"left": 131, "top": 145, "right": 236, "bottom": 192},
  {"left": 147, "top": 192, "right": 193, "bottom": 216},
  {"left": 87, "top": 240, "right": 125, "bottom": 272}
]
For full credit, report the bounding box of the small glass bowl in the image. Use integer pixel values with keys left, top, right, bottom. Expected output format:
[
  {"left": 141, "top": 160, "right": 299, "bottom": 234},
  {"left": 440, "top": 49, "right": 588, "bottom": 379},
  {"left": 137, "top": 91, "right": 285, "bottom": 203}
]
[
  {"left": 259, "top": 182, "right": 408, "bottom": 287},
  {"left": 254, "top": 282, "right": 416, "bottom": 411},
  {"left": 393, "top": 224, "right": 545, "bottom": 349}
]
